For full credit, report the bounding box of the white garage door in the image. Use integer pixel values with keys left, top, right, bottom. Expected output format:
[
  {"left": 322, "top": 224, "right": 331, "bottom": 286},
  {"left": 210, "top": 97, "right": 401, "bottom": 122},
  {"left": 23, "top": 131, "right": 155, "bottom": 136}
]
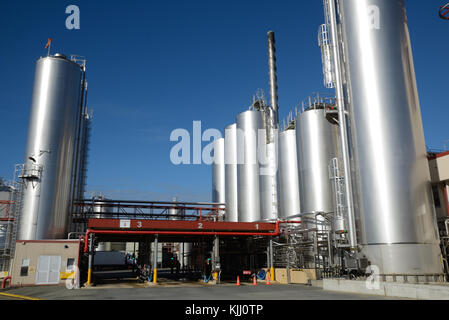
[{"left": 35, "top": 256, "right": 61, "bottom": 285}]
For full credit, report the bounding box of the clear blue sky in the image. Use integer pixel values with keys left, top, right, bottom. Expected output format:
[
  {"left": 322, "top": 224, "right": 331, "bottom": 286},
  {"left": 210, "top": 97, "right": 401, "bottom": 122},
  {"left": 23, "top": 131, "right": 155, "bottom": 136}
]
[{"left": 0, "top": 0, "right": 448, "bottom": 202}]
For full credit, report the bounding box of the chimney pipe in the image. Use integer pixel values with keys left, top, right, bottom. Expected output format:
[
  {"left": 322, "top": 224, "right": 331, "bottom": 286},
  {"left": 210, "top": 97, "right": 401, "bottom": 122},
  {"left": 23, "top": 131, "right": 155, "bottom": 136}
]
[{"left": 267, "top": 31, "right": 279, "bottom": 129}]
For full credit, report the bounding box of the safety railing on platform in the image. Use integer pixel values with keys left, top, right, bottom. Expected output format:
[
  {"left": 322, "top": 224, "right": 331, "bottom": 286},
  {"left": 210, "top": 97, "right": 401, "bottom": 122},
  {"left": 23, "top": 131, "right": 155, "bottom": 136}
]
[{"left": 72, "top": 199, "right": 226, "bottom": 232}]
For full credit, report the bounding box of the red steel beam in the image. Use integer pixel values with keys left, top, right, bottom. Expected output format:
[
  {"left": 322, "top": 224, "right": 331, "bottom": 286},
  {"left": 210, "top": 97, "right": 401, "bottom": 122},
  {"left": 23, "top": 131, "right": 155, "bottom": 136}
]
[
  {"left": 437, "top": 151, "right": 449, "bottom": 159},
  {"left": 83, "top": 220, "right": 301, "bottom": 252},
  {"left": 87, "top": 219, "right": 276, "bottom": 232},
  {"left": 84, "top": 220, "right": 291, "bottom": 252}
]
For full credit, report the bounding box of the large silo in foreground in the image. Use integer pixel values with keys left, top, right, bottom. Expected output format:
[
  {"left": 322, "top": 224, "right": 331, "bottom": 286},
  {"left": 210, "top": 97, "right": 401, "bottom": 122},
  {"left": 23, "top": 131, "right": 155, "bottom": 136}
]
[
  {"left": 338, "top": 0, "right": 443, "bottom": 275},
  {"left": 18, "top": 54, "right": 87, "bottom": 240}
]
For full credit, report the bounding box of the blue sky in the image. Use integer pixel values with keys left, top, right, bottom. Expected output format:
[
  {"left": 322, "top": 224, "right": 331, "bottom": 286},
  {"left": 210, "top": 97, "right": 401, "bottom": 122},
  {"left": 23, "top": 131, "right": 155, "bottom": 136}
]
[{"left": 0, "top": 0, "right": 448, "bottom": 202}]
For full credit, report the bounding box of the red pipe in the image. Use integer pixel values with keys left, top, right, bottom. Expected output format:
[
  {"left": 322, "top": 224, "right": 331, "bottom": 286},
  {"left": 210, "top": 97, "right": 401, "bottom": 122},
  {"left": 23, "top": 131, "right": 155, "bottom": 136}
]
[
  {"left": 84, "top": 220, "right": 284, "bottom": 253},
  {"left": 1, "top": 276, "right": 11, "bottom": 289}
]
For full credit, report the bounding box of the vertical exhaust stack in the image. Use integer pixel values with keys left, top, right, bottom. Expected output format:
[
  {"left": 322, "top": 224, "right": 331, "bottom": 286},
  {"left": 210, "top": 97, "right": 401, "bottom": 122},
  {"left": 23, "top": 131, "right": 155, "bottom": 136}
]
[
  {"left": 260, "top": 31, "right": 280, "bottom": 222},
  {"left": 267, "top": 31, "right": 279, "bottom": 130}
]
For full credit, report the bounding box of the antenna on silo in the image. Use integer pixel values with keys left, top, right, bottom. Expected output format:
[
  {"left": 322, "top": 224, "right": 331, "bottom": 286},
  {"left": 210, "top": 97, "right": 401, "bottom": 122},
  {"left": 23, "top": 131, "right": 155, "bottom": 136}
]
[{"left": 44, "top": 38, "right": 53, "bottom": 57}]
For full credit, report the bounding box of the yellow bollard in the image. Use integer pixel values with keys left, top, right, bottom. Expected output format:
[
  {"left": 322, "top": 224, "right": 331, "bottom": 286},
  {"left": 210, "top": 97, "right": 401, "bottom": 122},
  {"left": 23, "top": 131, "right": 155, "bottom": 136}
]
[
  {"left": 270, "top": 267, "right": 275, "bottom": 281},
  {"left": 87, "top": 268, "right": 92, "bottom": 285},
  {"left": 153, "top": 268, "right": 157, "bottom": 283}
]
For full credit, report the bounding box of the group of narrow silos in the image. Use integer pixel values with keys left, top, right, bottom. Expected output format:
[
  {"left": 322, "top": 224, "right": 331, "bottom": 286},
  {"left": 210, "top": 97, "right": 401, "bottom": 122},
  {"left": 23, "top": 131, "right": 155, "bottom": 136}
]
[
  {"left": 211, "top": 28, "right": 341, "bottom": 224},
  {"left": 212, "top": 103, "right": 340, "bottom": 225}
]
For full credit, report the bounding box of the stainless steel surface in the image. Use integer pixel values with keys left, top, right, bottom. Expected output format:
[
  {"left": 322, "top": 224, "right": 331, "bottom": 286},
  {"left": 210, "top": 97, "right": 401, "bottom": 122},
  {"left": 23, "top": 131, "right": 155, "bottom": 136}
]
[
  {"left": 326, "top": 0, "right": 357, "bottom": 249},
  {"left": 212, "top": 138, "right": 225, "bottom": 208},
  {"left": 237, "top": 110, "right": 264, "bottom": 222},
  {"left": 259, "top": 138, "right": 278, "bottom": 221},
  {"left": 153, "top": 235, "right": 158, "bottom": 270},
  {"left": 295, "top": 108, "right": 339, "bottom": 214},
  {"left": 92, "top": 196, "right": 113, "bottom": 219},
  {"left": 168, "top": 197, "right": 178, "bottom": 220},
  {"left": 339, "top": 0, "right": 442, "bottom": 274},
  {"left": 180, "top": 243, "right": 192, "bottom": 269},
  {"left": 267, "top": 31, "right": 279, "bottom": 128},
  {"left": 224, "top": 124, "right": 238, "bottom": 222},
  {"left": 261, "top": 34, "right": 280, "bottom": 224},
  {"left": 93, "top": 196, "right": 113, "bottom": 252},
  {"left": 318, "top": 21, "right": 335, "bottom": 89},
  {"left": 19, "top": 55, "right": 84, "bottom": 240},
  {"left": 277, "top": 129, "right": 300, "bottom": 220}
]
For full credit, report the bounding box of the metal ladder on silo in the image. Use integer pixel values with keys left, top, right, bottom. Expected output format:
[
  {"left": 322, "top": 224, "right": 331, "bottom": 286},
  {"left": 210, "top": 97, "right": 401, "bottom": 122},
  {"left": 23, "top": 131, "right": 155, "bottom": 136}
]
[
  {"left": 329, "top": 158, "right": 347, "bottom": 230},
  {"left": 2, "top": 165, "right": 25, "bottom": 270},
  {"left": 8, "top": 181, "right": 23, "bottom": 261}
]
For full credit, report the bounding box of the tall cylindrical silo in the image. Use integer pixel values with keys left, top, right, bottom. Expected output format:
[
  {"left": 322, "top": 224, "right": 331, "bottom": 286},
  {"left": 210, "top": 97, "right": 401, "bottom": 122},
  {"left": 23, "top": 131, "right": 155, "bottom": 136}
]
[
  {"left": 259, "top": 136, "right": 278, "bottom": 221},
  {"left": 339, "top": 0, "right": 442, "bottom": 275},
  {"left": 212, "top": 138, "right": 225, "bottom": 207},
  {"left": 224, "top": 124, "right": 238, "bottom": 222},
  {"left": 277, "top": 129, "right": 300, "bottom": 220},
  {"left": 237, "top": 110, "right": 264, "bottom": 222},
  {"left": 19, "top": 54, "right": 85, "bottom": 240},
  {"left": 296, "top": 108, "right": 339, "bottom": 214}
]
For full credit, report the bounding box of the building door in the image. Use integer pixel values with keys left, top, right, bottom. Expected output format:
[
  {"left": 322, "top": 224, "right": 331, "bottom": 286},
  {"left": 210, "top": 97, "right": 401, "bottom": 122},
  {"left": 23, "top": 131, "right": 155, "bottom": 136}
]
[{"left": 35, "top": 255, "right": 61, "bottom": 285}]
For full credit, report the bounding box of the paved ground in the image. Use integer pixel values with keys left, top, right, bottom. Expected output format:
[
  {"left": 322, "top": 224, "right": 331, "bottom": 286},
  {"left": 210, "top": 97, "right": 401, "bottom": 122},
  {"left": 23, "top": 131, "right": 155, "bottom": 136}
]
[{"left": 0, "top": 281, "right": 400, "bottom": 300}]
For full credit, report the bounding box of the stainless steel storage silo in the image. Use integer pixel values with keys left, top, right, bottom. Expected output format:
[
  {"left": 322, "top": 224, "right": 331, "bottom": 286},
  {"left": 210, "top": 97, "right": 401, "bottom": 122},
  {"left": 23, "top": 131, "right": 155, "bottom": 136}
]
[
  {"left": 19, "top": 54, "right": 85, "bottom": 240},
  {"left": 338, "top": 0, "right": 442, "bottom": 275},
  {"left": 277, "top": 129, "right": 300, "bottom": 220},
  {"left": 224, "top": 124, "right": 238, "bottom": 222},
  {"left": 237, "top": 110, "right": 264, "bottom": 222},
  {"left": 259, "top": 136, "right": 278, "bottom": 221},
  {"left": 296, "top": 108, "right": 339, "bottom": 215},
  {"left": 212, "top": 138, "right": 225, "bottom": 207}
]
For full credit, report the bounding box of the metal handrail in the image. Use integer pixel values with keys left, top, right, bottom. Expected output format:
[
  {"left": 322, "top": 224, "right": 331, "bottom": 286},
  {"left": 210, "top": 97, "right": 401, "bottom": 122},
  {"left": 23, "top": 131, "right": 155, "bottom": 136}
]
[{"left": 280, "top": 93, "right": 336, "bottom": 132}]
